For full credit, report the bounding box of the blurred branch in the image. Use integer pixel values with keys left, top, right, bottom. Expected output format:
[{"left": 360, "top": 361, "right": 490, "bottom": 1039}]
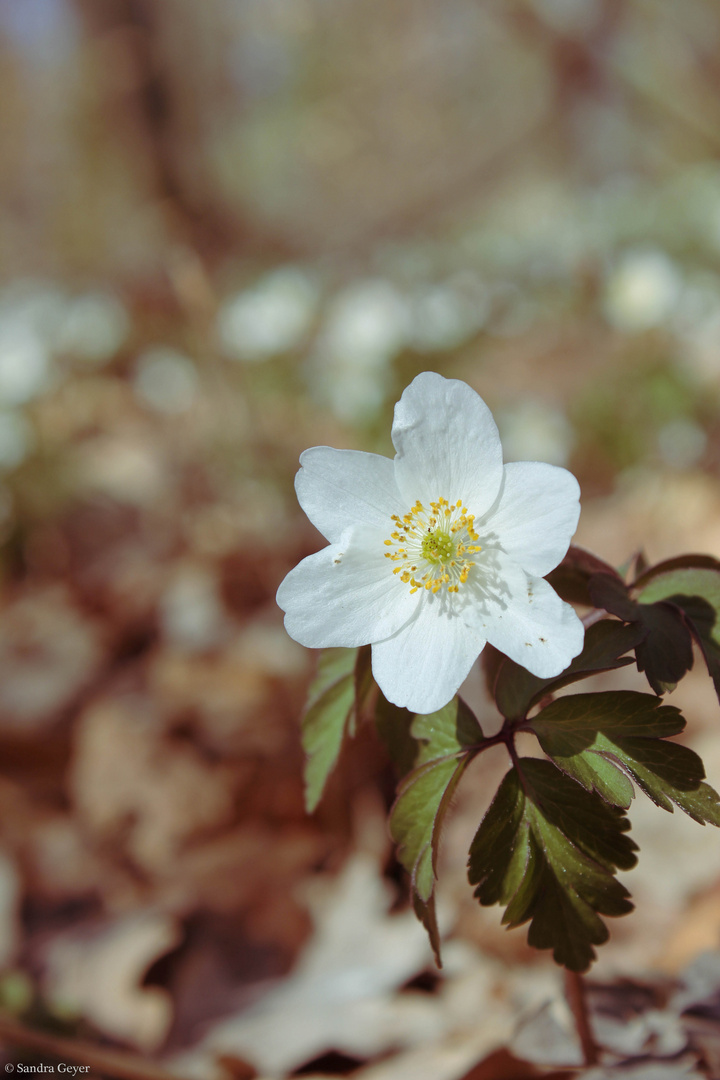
[
  {"left": 510, "top": 0, "right": 624, "bottom": 104},
  {"left": 71, "top": 0, "right": 297, "bottom": 265},
  {"left": 327, "top": 109, "right": 556, "bottom": 256},
  {"left": 612, "top": 54, "right": 720, "bottom": 155},
  {"left": 512, "top": 0, "right": 720, "bottom": 158},
  {"left": 508, "top": 0, "right": 626, "bottom": 128},
  {"left": 338, "top": 0, "right": 624, "bottom": 252},
  {"left": 0, "top": 1013, "right": 192, "bottom": 1080}
]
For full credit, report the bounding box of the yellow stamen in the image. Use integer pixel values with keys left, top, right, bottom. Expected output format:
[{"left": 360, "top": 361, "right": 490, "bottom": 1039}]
[{"left": 382, "top": 494, "right": 482, "bottom": 597}]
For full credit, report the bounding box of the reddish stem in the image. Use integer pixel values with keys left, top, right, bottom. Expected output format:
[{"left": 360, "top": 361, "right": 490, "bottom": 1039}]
[
  {"left": 0, "top": 1012, "right": 188, "bottom": 1080},
  {"left": 564, "top": 970, "right": 599, "bottom": 1066}
]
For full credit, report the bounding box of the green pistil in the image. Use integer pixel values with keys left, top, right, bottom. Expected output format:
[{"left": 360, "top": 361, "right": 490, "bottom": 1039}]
[{"left": 421, "top": 529, "right": 455, "bottom": 564}]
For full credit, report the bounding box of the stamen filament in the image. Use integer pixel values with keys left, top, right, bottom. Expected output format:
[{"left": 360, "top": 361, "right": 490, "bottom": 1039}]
[{"left": 384, "top": 495, "right": 482, "bottom": 596}]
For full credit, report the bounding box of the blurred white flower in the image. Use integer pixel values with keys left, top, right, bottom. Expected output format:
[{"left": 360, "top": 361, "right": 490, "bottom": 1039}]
[
  {"left": 0, "top": 280, "right": 66, "bottom": 342},
  {"left": 218, "top": 267, "right": 319, "bottom": 362},
  {"left": 310, "top": 279, "right": 409, "bottom": 422},
  {"left": 57, "top": 292, "right": 129, "bottom": 364},
  {"left": 0, "top": 411, "right": 34, "bottom": 469},
  {"left": 497, "top": 401, "right": 575, "bottom": 468},
  {"left": 133, "top": 347, "right": 198, "bottom": 415},
  {"left": 603, "top": 249, "right": 682, "bottom": 332},
  {"left": 160, "top": 564, "right": 226, "bottom": 652},
  {"left": 0, "top": 322, "right": 50, "bottom": 404},
  {"left": 673, "top": 277, "right": 720, "bottom": 384},
  {"left": 673, "top": 273, "right": 720, "bottom": 336},
  {"left": 409, "top": 278, "right": 489, "bottom": 352},
  {"left": 320, "top": 368, "right": 388, "bottom": 425},
  {"left": 681, "top": 311, "right": 720, "bottom": 383},
  {"left": 319, "top": 280, "right": 409, "bottom": 368},
  {"left": 657, "top": 419, "right": 707, "bottom": 470}
]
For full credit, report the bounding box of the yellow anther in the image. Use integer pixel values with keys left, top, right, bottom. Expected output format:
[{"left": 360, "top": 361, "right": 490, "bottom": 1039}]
[{"left": 384, "top": 493, "right": 481, "bottom": 597}]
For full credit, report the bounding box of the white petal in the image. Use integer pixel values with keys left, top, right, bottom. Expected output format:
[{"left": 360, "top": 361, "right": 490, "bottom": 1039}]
[
  {"left": 295, "top": 447, "right": 400, "bottom": 543},
  {"left": 276, "top": 526, "right": 419, "bottom": 649},
  {"left": 391, "top": 372, "right": 503, "bottom": 518},
  {"left": 371, "top": 598, "right": 486, "bottom": 714},
  {"left": 471, "top": 558, "right": 584, "bottom": 678},
  {"left": 480, "top": 461, "right": 580, "bottom": 577}
]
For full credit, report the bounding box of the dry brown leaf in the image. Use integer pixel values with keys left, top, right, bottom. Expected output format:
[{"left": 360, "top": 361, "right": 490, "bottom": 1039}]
[
  {"left": 0, "top": 588, "right": 102, "bottom": 732},
  {"left": 172, "top": 854, "right": 435, "bottom": 1077},
  {"left": 658, "top": 887, "right": 720, "bottom": 974},
  {"left": 174, "top": 825, "right": 322, "bottom": 915},
  {"left": 148, "top": 647, "right": 282, "bottom": 753},
  {"left": 28, "top": 814, "right": 141, "bottom": 908},
  {"left": 70, "top": 698, "right": 237, "bottom": 874},
  {"left": 72, "top": 431, "right": 168, "bottom": 507},
  {"left": 43, "top": 909, "right": 181, "bottom": 1052},
  {"left": 460, "top": 1047, "right": 577, "bottom": 1079}
]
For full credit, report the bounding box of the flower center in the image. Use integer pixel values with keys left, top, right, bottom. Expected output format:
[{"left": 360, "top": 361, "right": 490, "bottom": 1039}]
[{"left": 384, "top": 497, "right": 482, "bottom": 595}]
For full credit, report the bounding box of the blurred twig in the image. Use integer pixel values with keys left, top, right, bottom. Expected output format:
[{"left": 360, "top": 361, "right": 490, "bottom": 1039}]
[
  {"left": 0, "top": 1013, "right": 191, "bottom": 1080},
  {"left": 71, "top": 0, "right": 297, "bottom": 264}
]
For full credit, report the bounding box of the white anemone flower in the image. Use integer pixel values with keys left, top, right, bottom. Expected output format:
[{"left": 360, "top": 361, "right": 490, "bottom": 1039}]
[{"left": 277, "top": 372, "right": 584, "bottom": 714}]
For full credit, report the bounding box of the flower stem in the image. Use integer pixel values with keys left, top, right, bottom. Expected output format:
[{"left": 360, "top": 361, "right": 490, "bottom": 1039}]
[{"left": 564, "top": 970, "right": 599, "bottom": 1066}]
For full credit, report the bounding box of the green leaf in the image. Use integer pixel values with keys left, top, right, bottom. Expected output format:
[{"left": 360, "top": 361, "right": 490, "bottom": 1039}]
[
  {"left": 412, "top": 892, "right": 442, "bottom": 970},
  {"left": 637, "top": 567, "right": 720, "bottom": 638},
  {"left": 633, "top": 603, "right": 695, "bottom": 695},
  {"left": 590, "top": 574, "right": 694, "bottom": 695},
  {"left": 492, "top": 619, "right": 642, "bottom": 721},
  {"left": 302, "top": 646, "right": 370, "bottom": 813},
  {"left": 636, "top": 566, "right": 720, "bottom": 702},
  {"left": 634, "top": 554, "right": 720, "bottom": 589},
  {"left": 412, "top": 695, "right": 484, "bottom": 765},
  {"left": 468, "top": 758, "right": 637, "bottom": 972},
  {"left": 389, "top": 697, "right": 484, "bottom": 964},
  {"left": 669, "top": 595, "right": 720, "bottom": 709},
  {"left": 374, "top": 696, "right": 418, "bottom": 779},
  {"left": 530, "top": 690, "right": 720, "bottom": 824},
  {"left": 545, "top": 545, "right": 623, "bottom": 606},
  {"left": 631, "top": 549, "right": 650, "bottom": 579},
  {"left": 392, "top": 754, "right": 464, "bottom": 967}
]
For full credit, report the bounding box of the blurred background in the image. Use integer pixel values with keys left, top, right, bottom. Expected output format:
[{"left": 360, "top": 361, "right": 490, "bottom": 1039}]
[{"left": 4, "top": 0, "right": 720, "bottom": 1077}]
